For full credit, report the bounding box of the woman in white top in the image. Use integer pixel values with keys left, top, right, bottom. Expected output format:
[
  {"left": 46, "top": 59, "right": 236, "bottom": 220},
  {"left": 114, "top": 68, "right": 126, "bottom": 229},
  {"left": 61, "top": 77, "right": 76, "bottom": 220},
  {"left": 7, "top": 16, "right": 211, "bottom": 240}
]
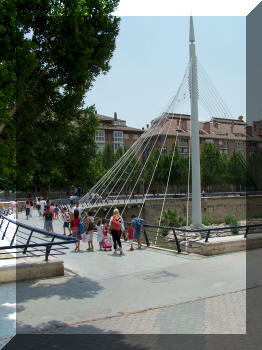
[{"left": 109, "top": 208, "right": 125, "bottom": 255}]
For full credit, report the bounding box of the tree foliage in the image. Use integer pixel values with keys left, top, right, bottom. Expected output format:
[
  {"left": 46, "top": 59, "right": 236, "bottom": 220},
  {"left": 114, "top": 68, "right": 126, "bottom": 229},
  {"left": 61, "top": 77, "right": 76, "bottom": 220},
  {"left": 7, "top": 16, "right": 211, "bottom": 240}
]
[{"left": 0, "top": 0, "right": 120, "bottom": 191}]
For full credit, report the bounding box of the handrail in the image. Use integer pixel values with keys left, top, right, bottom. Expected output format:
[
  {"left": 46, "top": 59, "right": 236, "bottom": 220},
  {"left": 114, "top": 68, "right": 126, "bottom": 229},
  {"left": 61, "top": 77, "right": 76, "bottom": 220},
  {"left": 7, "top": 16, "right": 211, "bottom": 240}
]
[{"left": 0, "top": 208, "right": 77, "bottom": 261}]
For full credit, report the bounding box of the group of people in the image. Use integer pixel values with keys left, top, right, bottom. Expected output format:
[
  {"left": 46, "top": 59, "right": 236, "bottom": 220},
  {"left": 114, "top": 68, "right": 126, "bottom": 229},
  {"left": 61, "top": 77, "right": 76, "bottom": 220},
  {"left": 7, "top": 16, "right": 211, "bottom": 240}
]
[
  {"left": 23, "top": 197, "right": 144, "bottom": 255},
  {"left": 70, "top": 207, "right": 143, "bottom": 255}
]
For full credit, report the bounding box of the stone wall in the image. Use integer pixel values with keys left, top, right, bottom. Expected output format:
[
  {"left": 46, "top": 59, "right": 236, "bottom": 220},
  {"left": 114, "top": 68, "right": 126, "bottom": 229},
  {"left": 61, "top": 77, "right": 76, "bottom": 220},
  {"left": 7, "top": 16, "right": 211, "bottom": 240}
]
[
  {"left": 78, "top": 195, "right": 262, "bottom": 225},
  {"left": 143, "top": 196, "right": 262, "bottom": 225}
]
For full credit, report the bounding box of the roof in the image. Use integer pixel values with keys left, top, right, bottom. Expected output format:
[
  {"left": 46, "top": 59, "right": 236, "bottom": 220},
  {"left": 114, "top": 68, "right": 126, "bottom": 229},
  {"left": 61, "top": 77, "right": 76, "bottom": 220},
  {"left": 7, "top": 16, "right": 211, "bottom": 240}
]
[
  {"left": 100, "top": 125, "right": 143, "bottom": 133},
  {"left": 97, "top": 114, "right": 125, "bottom": 123},
  {"left": 142, "top": 115, "right": 261, "bottom": 141}
]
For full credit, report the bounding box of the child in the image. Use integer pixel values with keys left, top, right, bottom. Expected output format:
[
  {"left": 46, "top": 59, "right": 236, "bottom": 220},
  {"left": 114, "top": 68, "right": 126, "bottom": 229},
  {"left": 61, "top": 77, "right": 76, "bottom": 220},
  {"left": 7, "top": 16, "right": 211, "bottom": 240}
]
[
  {"left": 97, "top": 219, "right": 103, "bottom": 250},
  {"left": 54, "top": 205, "right": 59, "bottom": 219},
  {"left": 86, "top": 211, "right": 95, "bottom": 251},
  {"left": 127, "top": 222, "right": 134, "bottom": 251},
  {"left": 25, "top": 200, "right": 30, "bottom": 220},
  {"left": 50, "top": 203, "right": 55, "bottom": 214},
  {"left": 62, "top": 207, "right": 71, "bottom": 235},
  {"left": 72, "top": 209, "right": 81, "bottom": 252},
  {"left": 102, "top": 219, "right": 108, "bottom": 236},
  {"left": 43, "top": 205, "right": 54, "bottom": 232}
]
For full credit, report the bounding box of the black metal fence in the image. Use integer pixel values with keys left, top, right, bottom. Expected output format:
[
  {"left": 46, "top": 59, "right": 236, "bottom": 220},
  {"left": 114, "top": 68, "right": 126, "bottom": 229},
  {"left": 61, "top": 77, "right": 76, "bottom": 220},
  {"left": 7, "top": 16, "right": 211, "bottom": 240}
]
[{"left": 0, "top": 208, "right": 77, "bottom": 261}]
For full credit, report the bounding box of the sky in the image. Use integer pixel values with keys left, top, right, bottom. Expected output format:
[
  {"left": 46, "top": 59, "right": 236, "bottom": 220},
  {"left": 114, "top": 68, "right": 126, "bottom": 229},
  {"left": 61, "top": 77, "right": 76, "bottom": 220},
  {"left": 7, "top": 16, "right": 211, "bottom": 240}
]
[{"left": 84, "top": 16, "right": 246, "bottom": 129}]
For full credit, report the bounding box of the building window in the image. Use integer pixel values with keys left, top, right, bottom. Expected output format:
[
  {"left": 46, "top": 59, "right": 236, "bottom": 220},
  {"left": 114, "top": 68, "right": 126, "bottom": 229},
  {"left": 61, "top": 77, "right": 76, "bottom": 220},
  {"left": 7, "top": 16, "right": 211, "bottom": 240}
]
[
  {"left": 95, "top": 130, "right": 105, "bottom": 142},
  {"left": 113, "top": 131, "right": 124, "bottom": 153},
  {"left": 259, "top": 143, "right": 262, "bottom": 149},
  {"left": 219, "top": 149, "right": 228, "bottom": 156},
  {"left": 133, "top": 134, "right": 139, "bottom": 140},
  {"left": 97, "top": 143, "right": 105, "bottom": 153},
  {"left": 218, "top": 139, "right": 228, "bottom": 149},
  {"left": 158, "top": 135, "right": 165, "bottom": 142},
  {"left": 178, "top": 138, "right": 188, "bottom": 147},
  {"left": 249, "top": 142, "right": 257, "bottom": 147},
  {"left": 235, "top": 141, "right": 244, "bottom": 150},
  {"left": 205, "top": 139, "right": 214, "bottom": 144},
  {"left": 113, "top": 131, "right": 123, "bottom": 143},
  {"left": 113, "top": 121, "right": 126, "bottom": 127},
  {"left": 160, "top": 147, "right": 167, "bottom": 154},
  {"left": 113, "top": 143, "right": 124, "bottom": 153},
  {"left": 178, "top": 147, "right": 189, "bottom": 157}
]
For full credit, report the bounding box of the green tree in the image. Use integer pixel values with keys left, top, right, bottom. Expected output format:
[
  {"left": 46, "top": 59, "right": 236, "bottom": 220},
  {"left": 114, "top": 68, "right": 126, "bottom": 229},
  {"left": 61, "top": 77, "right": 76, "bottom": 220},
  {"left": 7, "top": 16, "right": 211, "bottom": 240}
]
[
  {"left": 227, "top": 151, "right": 247, "bottom": 190},
  {"left": 200, "top": 143, "right": 228, "bottom": 188},
  {"left": 114, "top": 146, "right": 125, "bottom": 163},
  {"left": 0, "top": 0, "right": 120, "bottom": 190},
  {"left": 103, "top": 143, "right": 114, "bottom": 170}
]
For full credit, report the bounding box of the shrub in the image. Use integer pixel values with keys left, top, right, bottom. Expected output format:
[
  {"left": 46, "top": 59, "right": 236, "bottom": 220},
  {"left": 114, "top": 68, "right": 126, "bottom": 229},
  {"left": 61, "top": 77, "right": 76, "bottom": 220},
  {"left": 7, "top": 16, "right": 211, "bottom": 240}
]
[
  {"left": 203, "top": 215, "right": 213, "bottom": 226},
  {"left": 224, "top": 214, "right": 239, "bottom": 234},
  {"left": 159, "top": 209, "right": 187, "bottom": 235}
]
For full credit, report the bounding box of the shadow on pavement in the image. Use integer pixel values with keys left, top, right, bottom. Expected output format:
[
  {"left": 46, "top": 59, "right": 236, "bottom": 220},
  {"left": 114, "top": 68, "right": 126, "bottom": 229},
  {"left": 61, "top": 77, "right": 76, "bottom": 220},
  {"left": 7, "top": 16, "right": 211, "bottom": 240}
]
[{"left": 16, "top": 274, "right": 104, "bottom": 303}]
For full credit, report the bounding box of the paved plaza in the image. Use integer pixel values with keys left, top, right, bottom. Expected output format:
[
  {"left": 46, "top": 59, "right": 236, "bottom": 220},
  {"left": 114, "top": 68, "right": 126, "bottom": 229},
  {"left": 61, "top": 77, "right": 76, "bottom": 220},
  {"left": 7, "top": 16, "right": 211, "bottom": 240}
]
[{"left": 0, "top": 207, "right": 255, "bottom": 347}]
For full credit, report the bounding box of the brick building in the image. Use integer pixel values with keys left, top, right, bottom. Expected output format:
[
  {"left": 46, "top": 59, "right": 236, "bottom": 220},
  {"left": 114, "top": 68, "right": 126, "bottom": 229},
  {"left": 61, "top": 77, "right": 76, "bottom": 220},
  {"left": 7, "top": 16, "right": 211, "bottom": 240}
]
[
  {"left": 95, "top": 112, "right": 143, "bottom": 153},
  {"left": 143, "top": 113, "right": 251, "bottom": 158}
]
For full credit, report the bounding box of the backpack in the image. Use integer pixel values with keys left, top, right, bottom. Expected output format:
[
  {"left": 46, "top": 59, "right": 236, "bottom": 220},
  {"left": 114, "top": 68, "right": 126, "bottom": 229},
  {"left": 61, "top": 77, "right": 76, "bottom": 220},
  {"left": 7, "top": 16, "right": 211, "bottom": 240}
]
[
  {"left": 133, "top": 218, "right": 143, "bottom": 232},
  {"left": 45, "top": 211, "right": 52, "bottom": 221},
  {"left": 110, "top": 216, "right": 121, "bottom": 231},
  {"left": 87, "top": 217, "right": 95, "bottom": 231},
  {"left": 78, "top": 219, "right": 85, "bottom": 235}
]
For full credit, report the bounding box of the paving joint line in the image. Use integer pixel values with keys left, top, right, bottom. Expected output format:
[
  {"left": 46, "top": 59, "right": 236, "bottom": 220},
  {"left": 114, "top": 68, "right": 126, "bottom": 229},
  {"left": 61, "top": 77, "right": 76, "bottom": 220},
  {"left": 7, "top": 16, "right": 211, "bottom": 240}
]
[{"left": 22, "top": 285, "right": 260, "bottom": 334}]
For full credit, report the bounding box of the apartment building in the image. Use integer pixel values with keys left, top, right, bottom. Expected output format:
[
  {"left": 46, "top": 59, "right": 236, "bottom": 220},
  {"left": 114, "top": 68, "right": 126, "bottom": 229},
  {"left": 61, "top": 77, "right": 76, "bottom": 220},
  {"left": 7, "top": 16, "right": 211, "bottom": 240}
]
[
  {"left": 144, "top": 113, "right": 250, "bottom": 158},
  {"left": 95, "top": 112, "right": 143, "bottom": 153}
]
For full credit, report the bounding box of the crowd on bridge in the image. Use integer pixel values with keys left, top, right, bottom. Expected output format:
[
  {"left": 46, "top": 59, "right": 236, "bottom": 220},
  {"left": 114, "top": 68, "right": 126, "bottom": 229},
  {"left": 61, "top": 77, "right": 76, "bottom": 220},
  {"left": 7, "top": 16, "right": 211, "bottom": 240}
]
[{"left": 20, "top": 196, "right": 144, "bottom": 255}]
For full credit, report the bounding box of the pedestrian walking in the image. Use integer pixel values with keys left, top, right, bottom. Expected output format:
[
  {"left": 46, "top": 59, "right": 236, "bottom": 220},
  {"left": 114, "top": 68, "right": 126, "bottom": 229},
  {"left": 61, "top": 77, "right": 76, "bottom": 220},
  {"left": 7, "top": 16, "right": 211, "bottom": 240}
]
[
  {"left": 97, "top": 219, "right": 103, "bottom": 250},
  {"left": 29, "top": 199, "right": 34, "bottom": 217},
  {"left": 36, "top": 197, "right": 41, "bottom": 216},
  {"left": 73, "top": 201, "right": 81, "bottom": 217},
  {"left": 72, "top": 209, "right": 81, "bottom": 252},
  {"left": 39, "top": 197, "right": 46, "bottom": 216},
  {"left": 43, "top": 205, "right": 54, "bottom": 232},
  {"left": 131, "top": 215, "right": 144, "bottom": 249},
  {"left": 54, "top": 205, "right": 59, "bottom": 219},
  {"left": 25, "top": 200, "right": 30, "bottom": 220},
  {"left": 61, "top": 207, "right": 71, "bottom": 235},
  {"left": 86, "top": 211, "right": 95, "bottom": 251},
  {"left": 109, "top": 208, "right": 125, "bottom": 255},
  {"left": 127, "top": 222, "right": 134, "bottom": 251}
]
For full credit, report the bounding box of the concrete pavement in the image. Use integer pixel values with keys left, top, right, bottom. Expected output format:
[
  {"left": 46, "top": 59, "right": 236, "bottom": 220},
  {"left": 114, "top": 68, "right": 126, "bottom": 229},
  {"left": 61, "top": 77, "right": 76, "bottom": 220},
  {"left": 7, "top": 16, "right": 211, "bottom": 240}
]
[{"left": 0, "top": 208, "right": 249, "bottom": 341}]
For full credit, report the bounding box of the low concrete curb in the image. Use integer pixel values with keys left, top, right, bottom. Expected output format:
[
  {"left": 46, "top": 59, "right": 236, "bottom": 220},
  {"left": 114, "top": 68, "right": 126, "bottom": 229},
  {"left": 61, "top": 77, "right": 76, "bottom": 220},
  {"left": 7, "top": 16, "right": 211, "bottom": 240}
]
[
  {"left": 187, "top": 233, "right": 262, "bottom": 255},
  {"left": 0, "top": 256, "right": 64, "bottom": 283}
]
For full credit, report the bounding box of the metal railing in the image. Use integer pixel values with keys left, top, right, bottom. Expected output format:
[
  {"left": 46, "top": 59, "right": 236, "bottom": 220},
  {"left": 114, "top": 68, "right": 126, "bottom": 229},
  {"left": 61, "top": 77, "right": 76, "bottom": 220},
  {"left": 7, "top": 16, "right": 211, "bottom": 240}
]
[
  {"left": 0, "top": 208, "right": 77, "bottom": 261},
  {"left": 91, "top": 215, "right": 262, "bottom": 254}
]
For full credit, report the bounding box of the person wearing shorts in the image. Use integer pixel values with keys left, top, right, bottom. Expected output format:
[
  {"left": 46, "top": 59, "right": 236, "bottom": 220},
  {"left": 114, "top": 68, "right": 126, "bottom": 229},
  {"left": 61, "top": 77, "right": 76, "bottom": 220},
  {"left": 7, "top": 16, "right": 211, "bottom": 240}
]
[
  {"left": 85, "top": 211, "right": 95, "bottom": 251},
  {"left": 131, "top": 215, "right": 143, "bottom": 249},
  {"left": 43, "top": 206, "right": 54, "bottom": 232},
  {"left": 62, "top": 207, "right": 71, "bottom": 235},
  {"left": 72, "top": 209, "right": 81, "bottom": 252}
]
